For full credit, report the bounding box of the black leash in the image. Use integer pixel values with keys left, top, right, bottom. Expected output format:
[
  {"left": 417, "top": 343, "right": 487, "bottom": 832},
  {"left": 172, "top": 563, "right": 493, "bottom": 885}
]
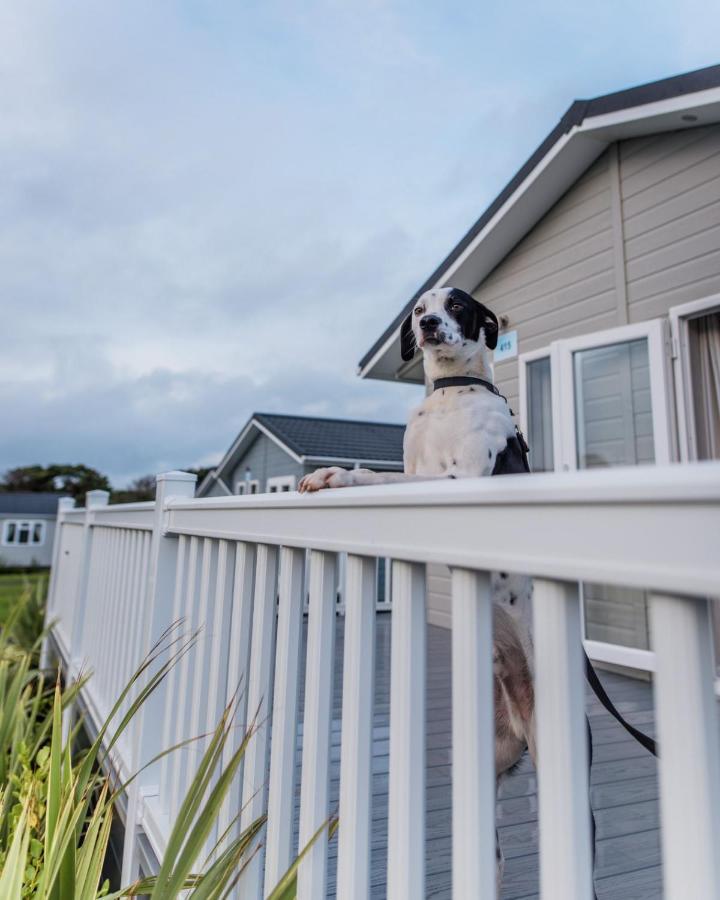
[
  {"left": 584, "top": 651, "right": 657, "bottom": 755},
  {"left": 434, "top": 374, "right": 658, "bottom": 758}
]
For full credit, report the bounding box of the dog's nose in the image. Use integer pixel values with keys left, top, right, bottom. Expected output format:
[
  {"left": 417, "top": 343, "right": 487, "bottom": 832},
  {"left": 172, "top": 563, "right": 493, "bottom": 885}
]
[{"left": 420, "top": 314, "right": 442, "bottom": 331}]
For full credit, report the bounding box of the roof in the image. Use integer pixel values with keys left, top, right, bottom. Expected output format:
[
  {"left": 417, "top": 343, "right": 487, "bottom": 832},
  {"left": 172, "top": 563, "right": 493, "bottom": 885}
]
[
  {"left": 359, "top": 63, "right": 720, "bottom": 381},
  {"left": 253, "top": 413, "right": 405, "bottom": 462},
  {"left": 197, "top": 412, "right": 406, "bottom": 495},
  {"left": 0, "top": 492, "right": 66, "bottom": 515}
]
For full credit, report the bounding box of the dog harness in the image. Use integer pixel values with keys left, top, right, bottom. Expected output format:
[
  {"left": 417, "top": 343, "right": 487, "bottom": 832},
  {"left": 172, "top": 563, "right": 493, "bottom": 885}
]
[
  {"left": 432, "top": 375, "right": 531, "bottom": 475},
  {"left": 432, "top": 373, "right": 658, "bottom": 758}
]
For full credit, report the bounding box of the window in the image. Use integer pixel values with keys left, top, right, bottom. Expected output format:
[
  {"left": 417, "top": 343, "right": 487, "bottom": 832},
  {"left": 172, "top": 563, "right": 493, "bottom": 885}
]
[
  {"left": 573, "top": 338, "right": 654, "bottom": 469},
  {"left": 670, "top": 294, "right": 720, "bottom": 462},
  {"left": 2, "top": 520, "right": 46, "bottom": 546},
  {"left": 266, "top": 476, "right": 296, "bottom": 493},
  {"left": 525, "top": 356, "right": 554, "bottom": 472},
  {"left": 235, "top": 479, "right": 260, "bottom": 495}
]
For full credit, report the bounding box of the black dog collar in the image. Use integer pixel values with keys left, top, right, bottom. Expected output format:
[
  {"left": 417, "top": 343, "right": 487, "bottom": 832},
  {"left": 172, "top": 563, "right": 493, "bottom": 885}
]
[{"left": 432, "top": 375, "right": 500, "bottom": 396}]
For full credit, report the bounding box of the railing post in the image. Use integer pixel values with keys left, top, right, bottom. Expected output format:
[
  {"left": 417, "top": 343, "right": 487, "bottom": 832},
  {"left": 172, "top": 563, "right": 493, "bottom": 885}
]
[
  {"left": 650, "top": 592, "right": 720, "bottom": 899},
  {"left": 40, "top": 496, "right": 75, "bottom": 670},
  {"left": 70, "top": 489, "right": 110, "bottom": 678},
  {"left": 121, "top": 470, "right": 197, "bottom": 886}
]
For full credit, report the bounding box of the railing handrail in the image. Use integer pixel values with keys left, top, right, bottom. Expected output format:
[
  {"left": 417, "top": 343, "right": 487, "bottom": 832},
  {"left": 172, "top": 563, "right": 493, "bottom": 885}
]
[
  {"left": 144, "top": 463, "right": 720, "bottom": 598},
  {"left": 165, "top": 461, "right": 720, "bottom": 510}
]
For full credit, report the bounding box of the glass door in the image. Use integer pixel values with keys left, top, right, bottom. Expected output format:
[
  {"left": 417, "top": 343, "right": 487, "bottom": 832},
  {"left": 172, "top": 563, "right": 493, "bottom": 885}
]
[{"left": 520, "top": 319, "right": 674, "bottom": 671}]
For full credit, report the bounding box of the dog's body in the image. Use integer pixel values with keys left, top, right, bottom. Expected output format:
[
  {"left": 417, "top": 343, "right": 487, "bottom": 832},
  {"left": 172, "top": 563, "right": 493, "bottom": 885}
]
[{"left": 300, "top": 288, "right": 537, "bottom": 884}]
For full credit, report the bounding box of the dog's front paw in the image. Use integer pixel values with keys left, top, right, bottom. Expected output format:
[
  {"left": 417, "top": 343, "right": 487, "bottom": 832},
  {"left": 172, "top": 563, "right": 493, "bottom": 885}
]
[{"left": 298, "top": 467, "right": 354, "bottom": 493}]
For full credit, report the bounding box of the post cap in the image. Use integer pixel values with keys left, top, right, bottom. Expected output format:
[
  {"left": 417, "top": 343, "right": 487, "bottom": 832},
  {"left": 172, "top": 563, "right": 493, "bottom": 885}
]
[
  {"left": 86, "top": 490, "right": 110, "bottom": 507},
  {"left": 156, "top": 471, "right": 198, "bottom": 484}
]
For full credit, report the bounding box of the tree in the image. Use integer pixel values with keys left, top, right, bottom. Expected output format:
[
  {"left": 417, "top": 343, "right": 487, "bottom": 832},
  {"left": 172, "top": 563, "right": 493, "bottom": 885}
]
[
  {"left": 0, "top": 464, "right": 111, "bottom": 500},
  {"left": 110, "top": 475, "right": 157, "bottom": 505}
]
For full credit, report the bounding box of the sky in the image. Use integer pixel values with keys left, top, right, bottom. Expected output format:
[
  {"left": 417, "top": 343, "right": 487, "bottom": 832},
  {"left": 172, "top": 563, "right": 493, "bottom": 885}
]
[{"left": 1, "top": 1, "right": 718, "bottom": 486}]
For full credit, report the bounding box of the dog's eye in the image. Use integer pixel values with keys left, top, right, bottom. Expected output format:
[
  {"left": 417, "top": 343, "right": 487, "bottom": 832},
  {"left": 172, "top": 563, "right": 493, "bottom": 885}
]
[
  {"left": 450, "top": 303, "right": 463, "bottom": 312},
  {"left": 414, "top": 307, "right": 423, "bottom": 316}
]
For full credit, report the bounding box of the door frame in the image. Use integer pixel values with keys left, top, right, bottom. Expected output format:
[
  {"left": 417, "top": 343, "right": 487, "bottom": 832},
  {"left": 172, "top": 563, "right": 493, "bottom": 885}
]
[
  {"left": 519, "top": 319, "right": 676, "bottom": 673},
  {"left": 669, "top": 292, "right": 720, "bottom": 462}
]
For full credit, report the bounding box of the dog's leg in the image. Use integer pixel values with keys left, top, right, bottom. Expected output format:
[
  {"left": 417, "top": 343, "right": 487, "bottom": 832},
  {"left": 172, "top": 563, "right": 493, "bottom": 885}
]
[{"left": 298, "top": 467, "right": 450, "bottom": 493}]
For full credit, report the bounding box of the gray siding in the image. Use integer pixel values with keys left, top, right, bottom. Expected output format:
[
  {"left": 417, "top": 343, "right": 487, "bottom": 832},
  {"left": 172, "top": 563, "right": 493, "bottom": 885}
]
[
  {"left": 0, "top": 515, "right": 56, "bottom": 567},
  {"left": 474, "top": 149, "right": 618, "bottom": 413},
  {"left": 621, "top": 124, "right": 720, "bottom": 319},
  {"left": 428, "top": 125, "right": 720, "bottom": 633},
  {"left": 225, "top": 433, "right": 304, "bottom": 493}
]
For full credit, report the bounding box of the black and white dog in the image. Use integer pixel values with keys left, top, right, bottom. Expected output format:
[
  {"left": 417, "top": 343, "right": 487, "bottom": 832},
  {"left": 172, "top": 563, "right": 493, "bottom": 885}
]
[{"left": 300, "top": 287, "right": 537, "bottom": 886}]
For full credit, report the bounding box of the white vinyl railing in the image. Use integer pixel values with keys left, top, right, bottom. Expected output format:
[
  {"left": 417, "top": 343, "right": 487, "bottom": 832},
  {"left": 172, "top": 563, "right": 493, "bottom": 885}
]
[{"left": 43, "top": 464, "right": 720, "bottom": 899}]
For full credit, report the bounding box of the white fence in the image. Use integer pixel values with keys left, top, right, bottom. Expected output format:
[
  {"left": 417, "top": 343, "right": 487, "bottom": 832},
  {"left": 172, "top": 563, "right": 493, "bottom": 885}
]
[{"left": 44, "top": 464, "right": 720, "bottom": 899}]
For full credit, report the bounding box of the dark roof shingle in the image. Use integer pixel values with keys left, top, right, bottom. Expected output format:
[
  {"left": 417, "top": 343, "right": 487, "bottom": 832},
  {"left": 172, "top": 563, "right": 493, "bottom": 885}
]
[
  {"left": 0, "top": 493, "right": 67, "bottom": 515},
  {"left": 253, "top": 413, "right": 405, "bottom": 462}
]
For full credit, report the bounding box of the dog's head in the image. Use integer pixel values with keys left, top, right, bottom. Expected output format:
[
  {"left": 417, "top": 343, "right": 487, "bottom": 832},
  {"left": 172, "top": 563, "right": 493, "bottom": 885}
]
[{"left": 400, "top": 288, "right": 499, "bottom": 362}]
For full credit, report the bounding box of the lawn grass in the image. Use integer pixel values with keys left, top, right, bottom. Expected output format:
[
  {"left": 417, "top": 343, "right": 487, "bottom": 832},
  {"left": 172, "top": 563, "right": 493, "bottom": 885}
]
[{"left": 0, "top": 570, "right": 49, "bottom": 625}]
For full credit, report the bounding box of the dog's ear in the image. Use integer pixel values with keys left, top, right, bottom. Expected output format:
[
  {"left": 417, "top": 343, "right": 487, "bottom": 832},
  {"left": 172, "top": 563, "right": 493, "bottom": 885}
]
[
  {"left": 476, "top": 301, "right": 499, "bottom": 350},
  {"left": 400, "top": 312, "right": 416, "bottom": 361}
]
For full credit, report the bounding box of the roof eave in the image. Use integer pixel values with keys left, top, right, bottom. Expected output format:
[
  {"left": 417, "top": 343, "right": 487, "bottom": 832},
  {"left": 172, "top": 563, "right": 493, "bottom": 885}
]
[{"left": 359, "top": 71, "right": 720, "bottom": 382}]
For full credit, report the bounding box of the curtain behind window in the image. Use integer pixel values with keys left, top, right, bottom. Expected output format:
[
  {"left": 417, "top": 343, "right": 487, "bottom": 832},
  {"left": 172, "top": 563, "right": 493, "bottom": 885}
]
[{"left": 689, "top": 311, "right": 720, "bottom": 460}]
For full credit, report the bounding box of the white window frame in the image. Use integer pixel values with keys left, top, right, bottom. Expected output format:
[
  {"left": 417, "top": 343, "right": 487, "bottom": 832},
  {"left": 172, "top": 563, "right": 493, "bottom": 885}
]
[
  {"left": 519, "top": 319, "right": 675, "bottom": 674},
  {"left": 266, "top": 475, "right": 296, "bottom": 493},
  {"left": 555, "top": 318, "right": 674, "bottom": 471},
  {"left": 518, "top": 344, "right": 562, "bottom": 473},
  {"left": 669, "top": 292, "right": 720, "bottom": 462},
  {"left": 234, "top": 479, "right": 260, "bottom": 495},
  {"left": 2, "top": 519, "right": 46, "bottom": 547}
]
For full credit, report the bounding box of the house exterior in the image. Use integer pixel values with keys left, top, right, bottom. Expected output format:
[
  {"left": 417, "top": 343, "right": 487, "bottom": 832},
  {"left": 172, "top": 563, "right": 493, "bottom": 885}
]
[
  {"left": 196, "top": 412, "right": 405, "bottom": 498},
  {"left": 359, "top": 64, "right": 720, "bottom": 674},
  {"left": 0, "top": 492, "right": 68, "bottom": 568}
]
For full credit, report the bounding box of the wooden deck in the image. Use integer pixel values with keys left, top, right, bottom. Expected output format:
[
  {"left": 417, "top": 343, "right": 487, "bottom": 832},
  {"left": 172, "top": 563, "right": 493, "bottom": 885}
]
[{"left": 293, "top": 615, "right": 676, "bottom": 899}]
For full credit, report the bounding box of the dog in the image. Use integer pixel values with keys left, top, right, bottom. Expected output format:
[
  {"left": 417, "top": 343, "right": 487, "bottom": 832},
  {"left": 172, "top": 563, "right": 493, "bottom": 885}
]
[{"left": 299, "top": 286, "right": 537, "bottom": 887}]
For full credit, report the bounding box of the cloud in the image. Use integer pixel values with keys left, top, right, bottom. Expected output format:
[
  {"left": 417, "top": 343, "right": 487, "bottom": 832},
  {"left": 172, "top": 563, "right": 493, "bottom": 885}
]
[{"left": 1, "top": 0, "right": 717, "bottom": 484}]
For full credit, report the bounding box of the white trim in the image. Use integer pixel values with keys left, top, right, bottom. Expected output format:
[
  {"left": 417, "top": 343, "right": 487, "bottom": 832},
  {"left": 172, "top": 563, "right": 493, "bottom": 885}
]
[
  {"left": 518, "top": 344, "right": 551, "bottom": 436},
  {"left": 266, "top": 475, "right": 297, "bottom": 494},
  {"left": 202, "top": 418, "right": 304, "bottom": 494},
  {"left": 302, "top": 455, "right": 404, "bottom": 470},
  {"left": 359, "top": 86, "right": 720, "bottom": 382},
  {"left": 234, "top": 479, "right": 260, "bottom": 496},
  {"left": 554, "top": 318, "right": 673, "bottom": 471},
  {"left": 1, "top": 518, "right": 47, "bottom": 547},
  {"left": 669, "top": 292, "right": 720, "bottom": 462},
  {"left": 584, "top": 639, "right": 655, "bottom": 672}
]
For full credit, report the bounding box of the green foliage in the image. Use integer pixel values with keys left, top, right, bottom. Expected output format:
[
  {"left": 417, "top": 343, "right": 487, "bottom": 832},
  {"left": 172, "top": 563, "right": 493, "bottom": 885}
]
[
  {"left": 0, "top": 591, "right": 336, "bottom": 899},
  {"left": 0, "top": 466, "right": 110, "bottom": 500},
  {"left": 109, "top": 476, "right": 156, "bottom": 505}
]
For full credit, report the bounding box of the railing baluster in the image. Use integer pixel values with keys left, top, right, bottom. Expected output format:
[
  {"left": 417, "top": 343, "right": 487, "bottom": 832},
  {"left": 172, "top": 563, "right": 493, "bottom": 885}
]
[
  {"left": 337, "top": 554, "right": 376, "bottom": 900},
  {"left": 205, "top": 539, "right": 235, "bottom": 745},
  {"left": 297, "top": 549, "right": 338, "bottom": 900},
  {"left": 240, "top": 543, "right": 279, "bottom": 898},
  {"left": 217, "top": 541, "right": 257, "bottom": 841},
  {"left": 265, "top": 546, "right": 305, "bottom": 892},
  {"left": 387, "top": 560, "right": 426, "bottom": 900},
  {"left": 188, "top": 537, "right": 216, "bottom": 779},
  {"left": 159, "top": 533, "right": 187, "bottom": 807},
  {"left": 649, "top": 592, "right": 720, "bottom": 898},
  {"left": 533, "top": 577, "right": 593, "bottom": 900},
  {"left": 171, "top": 534, "right": 200, "bottom": 820},
  {"left": 451, "top": 568, "right": 495, "bottom": 898}
]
